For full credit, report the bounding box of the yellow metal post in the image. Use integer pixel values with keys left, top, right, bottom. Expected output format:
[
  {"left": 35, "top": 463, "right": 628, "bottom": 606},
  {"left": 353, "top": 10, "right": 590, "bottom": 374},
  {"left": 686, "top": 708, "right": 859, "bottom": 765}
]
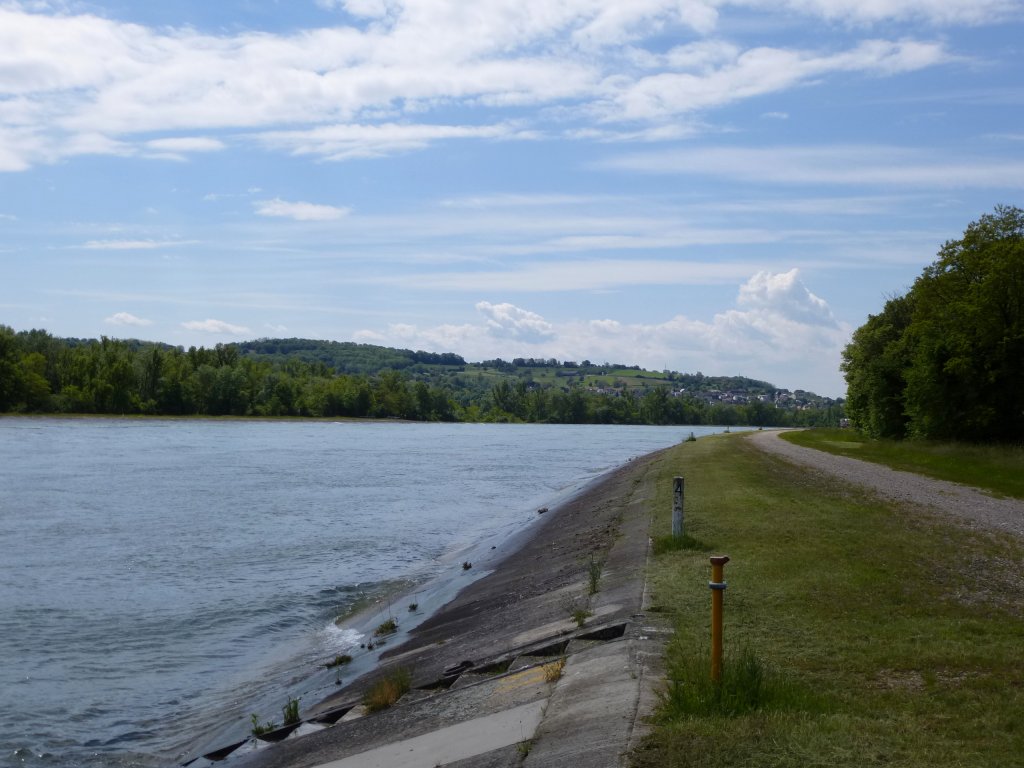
[{"left": 709, "top": 555, "right": 730, "bottom": 683}]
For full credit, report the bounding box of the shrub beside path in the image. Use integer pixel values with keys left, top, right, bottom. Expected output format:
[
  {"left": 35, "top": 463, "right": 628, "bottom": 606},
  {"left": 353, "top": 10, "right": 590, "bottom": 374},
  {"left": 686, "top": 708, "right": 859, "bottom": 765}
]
[{"left": 748, "top": 430, "right": 1024, "bottom": 538}]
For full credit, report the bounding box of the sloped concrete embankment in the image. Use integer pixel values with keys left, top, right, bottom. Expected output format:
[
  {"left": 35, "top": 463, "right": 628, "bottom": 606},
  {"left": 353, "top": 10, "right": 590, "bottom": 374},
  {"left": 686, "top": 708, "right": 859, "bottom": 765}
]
[{"left": 194, "top": 448, "right": 676, "bottom": 768}]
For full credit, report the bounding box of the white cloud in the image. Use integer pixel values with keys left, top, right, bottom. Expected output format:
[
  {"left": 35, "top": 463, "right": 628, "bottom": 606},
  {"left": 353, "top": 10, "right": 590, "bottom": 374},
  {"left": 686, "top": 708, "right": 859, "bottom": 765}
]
[
  {"left": 254, "top": 198, "right": 352, "bottom": 221},
  {"left": 354, "top": 270, "right": 851, "bottom": 394},
  {"left": 104, "top": 311, "right": 152, "bottom": 327},
  {"left": 145, "top": 136, "right": 225, "bottom": 153},
  {"left": 763, "top": 0, "right": 1018, "bottom": 25},
  {"left": 0, "top": 1, "right": 974, "bottom": 170},
  {"left": 476, "top": 301, "right": 554, "bottom": 341},
  {"left": 181, "top": 318, "right": 250, "bottom": 334},
  {"left": 82, "top": 239, "right": 167, "bottom": 250},
  {"left": 602, "top": 144, "right": 1024, "bottom": 188},
  {"left": 257, "top": 122, "right": 522, "bottom": 161}
]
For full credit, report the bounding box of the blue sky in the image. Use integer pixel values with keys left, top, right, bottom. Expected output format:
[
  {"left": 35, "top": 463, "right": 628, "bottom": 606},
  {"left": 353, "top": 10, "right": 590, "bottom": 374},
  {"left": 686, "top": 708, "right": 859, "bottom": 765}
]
[{"left": 2, "top": 0, "right": 1022, "bottom": 397}]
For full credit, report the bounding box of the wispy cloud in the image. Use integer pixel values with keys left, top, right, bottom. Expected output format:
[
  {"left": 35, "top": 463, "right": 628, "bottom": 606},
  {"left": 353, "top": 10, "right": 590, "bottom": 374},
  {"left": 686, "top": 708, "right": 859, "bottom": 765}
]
[
  {"left": 181, "top": 318, "right": 250, "bottom": 334},
  {"left": 81, "top": 239, "right": 182, "bottom": 250},
  {"left": 254, "top": 198, "right": 352, "bottom": 221},
  {"left": 601, "top": 145, "right": 1024, "bottom": 188},
  {"left": 0, "top": 1, "right": 978, "bottom": 170}
]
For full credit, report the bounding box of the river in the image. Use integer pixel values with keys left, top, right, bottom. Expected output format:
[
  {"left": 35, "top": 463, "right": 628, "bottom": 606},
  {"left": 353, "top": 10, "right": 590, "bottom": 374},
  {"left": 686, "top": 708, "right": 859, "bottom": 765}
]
[{"left": 0, "top": 418, "right": 729, "bottom": 767}]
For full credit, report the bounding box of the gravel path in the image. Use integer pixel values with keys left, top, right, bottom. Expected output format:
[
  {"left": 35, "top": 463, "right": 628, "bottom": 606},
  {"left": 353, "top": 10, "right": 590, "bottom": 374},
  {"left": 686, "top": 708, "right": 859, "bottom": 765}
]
[{"left": 747, "top": 430, "right": 1024, "bottom": 539}]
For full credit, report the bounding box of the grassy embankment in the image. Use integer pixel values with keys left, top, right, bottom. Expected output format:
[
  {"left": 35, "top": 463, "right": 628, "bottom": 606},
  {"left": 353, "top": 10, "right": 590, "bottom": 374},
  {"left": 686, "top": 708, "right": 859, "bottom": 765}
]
[
  {"left": 635, "top": 433, "right": 1024, "bottom": 768},
  {"left": 780, "top": 428, "right": 1024, "bottom": 500}
]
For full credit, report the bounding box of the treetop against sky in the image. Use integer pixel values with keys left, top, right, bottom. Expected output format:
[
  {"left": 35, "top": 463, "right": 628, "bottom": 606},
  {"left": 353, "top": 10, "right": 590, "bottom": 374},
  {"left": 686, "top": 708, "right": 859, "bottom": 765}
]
[{"left": 2, "top": 0, "right": 1022, "bottom": 397}]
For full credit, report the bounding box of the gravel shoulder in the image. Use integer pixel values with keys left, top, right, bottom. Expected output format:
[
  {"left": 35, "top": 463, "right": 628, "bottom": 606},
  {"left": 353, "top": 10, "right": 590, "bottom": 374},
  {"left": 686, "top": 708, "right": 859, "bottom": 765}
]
[{"left": 748, "top": 430, "right": 1024, "bottom": 539}]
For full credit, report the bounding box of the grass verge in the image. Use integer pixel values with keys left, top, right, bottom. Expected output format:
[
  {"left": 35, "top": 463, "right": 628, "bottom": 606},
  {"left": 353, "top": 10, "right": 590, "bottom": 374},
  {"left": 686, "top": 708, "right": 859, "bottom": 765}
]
[
  {"left": 781, "top": 428, "right": 1024, "bottom": 499},
  {"left": 635, "top": 433, "right": 1024, "bottom": 768}
]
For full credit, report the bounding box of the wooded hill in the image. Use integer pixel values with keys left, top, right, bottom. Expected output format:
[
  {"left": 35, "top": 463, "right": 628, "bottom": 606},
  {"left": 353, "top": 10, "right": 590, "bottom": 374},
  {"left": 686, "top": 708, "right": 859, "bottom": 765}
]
[{"left": 1, "top": 327, "right": 842, "bottom": 427}]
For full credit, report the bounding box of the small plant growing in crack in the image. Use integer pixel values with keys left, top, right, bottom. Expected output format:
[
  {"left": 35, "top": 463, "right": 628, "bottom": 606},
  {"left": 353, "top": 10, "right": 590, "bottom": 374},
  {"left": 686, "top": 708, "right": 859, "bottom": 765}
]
[
  {"left": 363, "top": 667, "right": 412, "bottom": 712},
  {"left": 571, "top": 608, "right": 593, "bottom": 628},
  {"left": 587, "top": 555, "right": 603, "bottom": 595},
  {"left": 282, "top": 697, "right": 300, "bottom": 726},
  {"left": 375, "top": 617, "right": 398, "bottom": 636},
  {"left": 250, "top": 713, "right": 277, "bottom": 737},
  {"left": 544, "top": 657, "right": 566, "bottom": 683},
  {"left": 408, "top": 602, "right": 418, "bottom": 612},
  {"left": 325, "top": 653, "right": 352, "bottom": 669}
]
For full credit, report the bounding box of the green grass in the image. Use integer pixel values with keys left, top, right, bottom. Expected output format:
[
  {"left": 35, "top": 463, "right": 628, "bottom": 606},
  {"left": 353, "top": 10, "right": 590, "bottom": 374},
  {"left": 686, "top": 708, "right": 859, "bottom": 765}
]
[
  {"left": 362, "top": 667, "right": 412, "bottom": 712},
  {"left": 636, "top": 434, "right": 1024, "bottom": 768},
  {"left": 782, "top": 428, "right": 1024, "bottom": 499}
]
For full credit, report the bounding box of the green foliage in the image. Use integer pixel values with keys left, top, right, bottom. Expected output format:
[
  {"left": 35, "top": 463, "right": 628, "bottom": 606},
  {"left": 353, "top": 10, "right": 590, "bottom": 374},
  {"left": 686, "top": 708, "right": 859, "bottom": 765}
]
[
  {"left": 362, "top": 667, "right": 412, "bottom": 712},
  {"left": 843, "top": 205, "right": 1024, "bottom": 442},
  {"left": 841, "top": 294, "right": 914, "bottom": 439},
  {"left": 0, "top": 328, "right": 841, "bottom": 426},
  {"left": 250, "top": 713, "right": 277, "bottom": 737},
  {"left": 586, "top": 556, "right": 603, "bottom": 595},
  {"left": 282, "top": 697, "right": 300, "bottom": 726},
  {"left": 374, "top": 617, "right": 397, "bottom": 636},
  {"left": 570, "top": 608, "right": 592, "bottom": 628},
  {"left": 659, "top": 647, "right": 806, "bottom": 718},
  {"left": 325, "top": 653, "right": 352, "bottom": 669}
]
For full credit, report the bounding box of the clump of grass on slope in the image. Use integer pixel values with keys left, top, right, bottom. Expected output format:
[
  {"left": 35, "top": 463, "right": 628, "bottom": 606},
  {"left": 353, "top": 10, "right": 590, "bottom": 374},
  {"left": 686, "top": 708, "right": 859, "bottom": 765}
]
[{"left": 634, "top": 434, "right": 1024, "bottom": 768}]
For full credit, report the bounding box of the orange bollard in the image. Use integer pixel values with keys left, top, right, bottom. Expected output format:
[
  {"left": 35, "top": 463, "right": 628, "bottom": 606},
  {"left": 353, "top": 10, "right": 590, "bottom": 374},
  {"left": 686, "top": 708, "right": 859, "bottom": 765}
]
[{"left": 709, "top": 555, "right": 730, "bottom": 683}]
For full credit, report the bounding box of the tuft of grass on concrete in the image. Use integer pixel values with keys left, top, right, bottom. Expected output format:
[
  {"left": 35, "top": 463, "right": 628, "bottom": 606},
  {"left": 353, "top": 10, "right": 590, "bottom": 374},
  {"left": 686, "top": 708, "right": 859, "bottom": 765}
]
[
  {"left": 782, "top": 428, "right": 1024, "bottom": 499},
  {"left": 362, "top": 667, "right": 412, "bottom": 712},
  {"left": 635, "top": 433, "right": 1024, "bottom": 768}
]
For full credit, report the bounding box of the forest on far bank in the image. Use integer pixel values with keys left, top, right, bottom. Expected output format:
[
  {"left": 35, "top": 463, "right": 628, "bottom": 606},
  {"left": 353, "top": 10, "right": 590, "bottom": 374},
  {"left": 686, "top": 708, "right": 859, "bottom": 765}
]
[{"left": 0, "top": 327, "right": 843, "bottom": 427}]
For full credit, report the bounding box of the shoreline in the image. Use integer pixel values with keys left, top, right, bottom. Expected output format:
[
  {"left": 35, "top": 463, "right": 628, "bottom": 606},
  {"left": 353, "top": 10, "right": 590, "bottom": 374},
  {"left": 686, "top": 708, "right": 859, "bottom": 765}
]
[{"left": 191, "top": 443, "right": 676, "bottom": 767}]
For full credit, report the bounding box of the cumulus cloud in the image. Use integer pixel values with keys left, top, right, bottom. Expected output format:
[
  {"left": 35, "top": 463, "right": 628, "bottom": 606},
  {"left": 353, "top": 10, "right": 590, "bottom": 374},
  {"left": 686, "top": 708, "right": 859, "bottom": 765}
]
[
  {"left": 354, "top": 270, "right": 851, "bottom": 394},
  {"left": 181, "top": 318, "right": 250, "bottom": 334},
  {"left": 0, "top": 0, "right": 981, "bottom": 170},
  {"left": 104, "top": 311, "right": 152, "bottom": 327},
  {"left": 254, "top": 198, "right": 352, "bottom": 221},
  {"left": 476, "top": 301, "right": 554, "bottom": 342}
]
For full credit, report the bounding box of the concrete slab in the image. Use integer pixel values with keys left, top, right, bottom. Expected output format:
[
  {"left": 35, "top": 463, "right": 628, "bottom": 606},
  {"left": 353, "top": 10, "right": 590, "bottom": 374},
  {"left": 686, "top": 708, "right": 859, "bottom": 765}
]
[
  {"left": 522, "top": 640, "right": 638, "bottom": 768},
  {"left": 309, "top": 700, "right": 545, "bottom": 768}
]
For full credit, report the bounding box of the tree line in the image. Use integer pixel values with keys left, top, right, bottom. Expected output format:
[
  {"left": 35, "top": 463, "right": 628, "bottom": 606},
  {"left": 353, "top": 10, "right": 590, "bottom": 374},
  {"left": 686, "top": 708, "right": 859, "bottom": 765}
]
[
  {"left": 0, "top": 327, "right": 841, "bottom": 427},
  {"left": 842, "top": 205, "right": 1024, "bottom": 442}
]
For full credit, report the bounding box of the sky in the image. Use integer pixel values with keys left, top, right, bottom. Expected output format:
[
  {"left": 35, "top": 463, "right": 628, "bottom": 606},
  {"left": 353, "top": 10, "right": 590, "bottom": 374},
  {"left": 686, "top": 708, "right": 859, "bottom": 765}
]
[{"left": 2, "top": 1, "right": 1022, "bottom": 397}]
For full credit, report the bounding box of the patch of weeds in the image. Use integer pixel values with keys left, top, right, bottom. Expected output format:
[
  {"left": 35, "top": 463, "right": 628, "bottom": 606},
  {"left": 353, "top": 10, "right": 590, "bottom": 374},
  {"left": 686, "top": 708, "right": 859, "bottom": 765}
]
[
  {"left": 571, "top": 608, "right": 593, "bottom": 628},
  {"left": 543, "top": 658, "right": 566, "bottom": 683},
  {"left": 282, "top": 697, "right": 300, "bottom": 726},
  {"left": 660, "top": 647, "right": 813, "bottom": 719},
  {"left": 651, "top": 533, "right": 707, "bottom": 555},
  {"left": 363, "top": 667, "right": 412, "bottom": 712},
  {"left": 408, "top": 602, "right": 419, "bottom": 612},
  {"left": 374, "top": 617, "right": 398, "bottom": 636},
  {"left": 325, "top": 653, "right": 352, "bottom": 669},
  {"left": 250, "top": 713, "right": 277, "bottom": 737},
  {"left": 587, "top": 555, "right": 603, "bottom": 595},
  {"left": 517, "top": 739, "right": 533, "bottom": 757}
]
